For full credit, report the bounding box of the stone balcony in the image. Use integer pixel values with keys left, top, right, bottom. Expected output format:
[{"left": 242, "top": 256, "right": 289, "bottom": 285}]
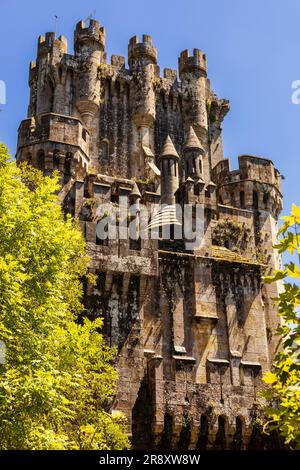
[{"left": 17, "top": 112, "right": 90, "bottom": 158}]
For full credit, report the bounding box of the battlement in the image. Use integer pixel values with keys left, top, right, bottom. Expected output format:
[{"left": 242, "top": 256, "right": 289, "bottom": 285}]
[
  {"left": 178, "top": 48, "right": 207, "bottom": 77},
  {"left": 111, "top": 55, "right": 126, "bottom": 68},
  {"left": 212, "top": 154, "right": 281, "bottom": 191},
  {"left": 37, "top": 32, "right": 68, "bottom": 58},
  {"left": 163, "top": 68, "right": 178, "bottom": 81},
  {"left": 18, "top": 113, "right": 90, "bottom": 158},
  {"left": 128, "top": 34, "right": 157, "bottom": 68},
  {"left": 74, "top": 19, "right": 106, "bottom": 55},
  {"left": 28, "top": 60, "right": 37, "bottom": 84}
]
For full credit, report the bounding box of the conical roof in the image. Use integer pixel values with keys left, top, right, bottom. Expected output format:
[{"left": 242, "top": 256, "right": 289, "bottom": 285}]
[
  {"left": 184, "top": 126, "right": 204, "bottom": 151},
  {"left": 130, "top": 182, "right": 142, "bottom": 198},
  {"left": 160, "top": 135, "right": 179, "bottom": 159}
]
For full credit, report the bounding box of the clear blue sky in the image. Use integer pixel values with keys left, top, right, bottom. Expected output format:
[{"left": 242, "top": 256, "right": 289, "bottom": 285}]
[{"left": 0, "top": 0, "right": 299, "bottom": 213}]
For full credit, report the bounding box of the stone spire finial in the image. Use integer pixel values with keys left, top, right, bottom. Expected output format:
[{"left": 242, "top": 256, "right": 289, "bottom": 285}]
[
  {"left": 160, "top": 135, "right": 179, "bottom": 159},
  {"left": 130, "top": 182, "right": 142, "bottom": 199},
  {"left": 184, "top": 126, "right": 204, "bottom": 151}
]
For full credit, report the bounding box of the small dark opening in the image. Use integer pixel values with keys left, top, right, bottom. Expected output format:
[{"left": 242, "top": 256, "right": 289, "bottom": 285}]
[
  {"left": 82, "top": 129, "right": 87, "bottom": 142},
  {"left": 263, "top": 192, "right": 269, "bottom": 209},
  {"left": 214, "top": 416, "right": 226, "bottom": 449},
  {"left": 230, "top": 192, "right": 235, "bottom": 206},
  {"left": 253, "top": 191, "right": 259, "bottom": 210},
  {"left": 240, "top": 191, "right": 245, "bottom": 208},
  {"left": 159, "top": 414, "right": 173, "bottom": 450},
  {"left": 197, "top": 415, "right": 209, "bottom": 450},
  {"left": 232, "top": 416, "right": 243, "bottom": 450}
]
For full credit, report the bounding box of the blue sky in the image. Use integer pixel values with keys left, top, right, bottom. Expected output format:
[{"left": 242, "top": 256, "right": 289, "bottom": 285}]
[{"left": 0, "top": 0, "right": 299, "bottom": 214}]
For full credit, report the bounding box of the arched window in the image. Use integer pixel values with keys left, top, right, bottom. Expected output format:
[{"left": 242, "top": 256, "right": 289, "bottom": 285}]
[
  {"left": 197, "top": 415, "right": 209, "bottom": 450},
  {"left": 214, "top": 416, "right": 226, "bottom": 449},
  {"left": 232, "top": 416, "right": 243, "bottom": 450}
]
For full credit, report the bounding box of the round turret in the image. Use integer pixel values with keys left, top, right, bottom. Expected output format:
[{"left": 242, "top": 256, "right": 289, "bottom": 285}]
[
  {"left": 128, "top": 35, "right": 157, "bottom": 69},
  {"left": 74, "top": 19, "right": 105, "bottom": 127},
  {"left": 37, "top": 33, "right": 68, "bottom": 60},
  {"left": 178, "top": 48, "right": 207, "bottom": 79},
  {"left": 159, "top": 136, "right": 179, "bottom": 205},
  {"left": 178, "top": 48, "right": 209, "bottom": 143},
  {"left": 184, "top": 126, "right": 204, "bottom": 178},
  {"left": 74, "top": 19, "right": 105, "bottom": 56}
]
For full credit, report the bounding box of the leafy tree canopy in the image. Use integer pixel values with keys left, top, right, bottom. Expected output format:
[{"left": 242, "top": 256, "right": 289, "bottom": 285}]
[
  {"left": 263, "top": 204, "right": 300, "bottom": 448},
  {"left": 0, "top": 144, "right": 129, "bottom": 450}
]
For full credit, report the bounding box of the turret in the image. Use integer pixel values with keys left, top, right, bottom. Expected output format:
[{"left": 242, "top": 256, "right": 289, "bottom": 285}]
[
  {"left": 74, "top": 20, "right": 106, "bottom": 126},
  {"left": 178, "top": 49, "right": 208, "bottom": 142},
  {"left": 178, "top": 48, "right": 207, "bottom": 77},
  {"left": 74, "top": 19, "right": 105, "bottom": 57},
  {"left": 128, "top": 34, "right": 157, "bottom": 68},
  {"left": 32, "top": 33, "right": 68, "bottom": 116},
  {"left": 159, "top": 136, "right": 179, "bottom": 205},
  {"left": 128, "top": 35, "right": 158, "bottom": 127},
  {"left": 37, "top": 32, "right": 68, "bottom": 61},
  {"left": 184, "top": 126, "right": 204, "bottom": 179}
]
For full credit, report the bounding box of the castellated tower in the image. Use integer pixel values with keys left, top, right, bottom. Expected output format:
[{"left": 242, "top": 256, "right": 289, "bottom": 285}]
[{"left": 17, "top": 19, "right": 283, "bottom": 450}]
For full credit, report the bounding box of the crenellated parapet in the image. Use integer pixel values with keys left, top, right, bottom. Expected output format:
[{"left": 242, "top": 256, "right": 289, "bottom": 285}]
[
  {"left": 212, "top": 155, "right": 282, "bottom": 216},
  {"left": 128, "top": 35, "right": 158, "bottom": 69},
  {"left": 74, "top": 19, "right": 106, "bottom": 56},
  {"left": 17, "top": 113, "right": 90, "bottom": 181},
  {"left": 178, "top": 49, "right": 207, "bottom": 78},
  {"left": 37, "top": 32, "right": 68, "bottom": 60}
]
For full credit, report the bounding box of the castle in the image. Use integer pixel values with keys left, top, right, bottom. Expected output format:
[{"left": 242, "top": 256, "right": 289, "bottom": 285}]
[{"left": 16, "top": 19, "right": 283, "bottom": 449}]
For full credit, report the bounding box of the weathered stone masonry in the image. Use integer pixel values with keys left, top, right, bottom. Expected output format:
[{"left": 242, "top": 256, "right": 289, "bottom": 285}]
[{"left": 17, "top": 19, "right": 283, "bottom": 449}]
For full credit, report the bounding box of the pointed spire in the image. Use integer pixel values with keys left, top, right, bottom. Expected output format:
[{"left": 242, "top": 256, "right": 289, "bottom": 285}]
[
  {"left": 184, "top": 126, "right": 204, "bottom": 151},
  {"left": 130, "top": 182, "right": 142, "bottom": 199},
  {"left": 160, "top": 135, "right": 179, "bottom": 159}
]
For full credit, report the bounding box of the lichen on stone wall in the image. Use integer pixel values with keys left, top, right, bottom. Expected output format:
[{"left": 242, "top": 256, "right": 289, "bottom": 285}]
[{"left": 212, "top": 218, "right": 250, "bottom": 252}]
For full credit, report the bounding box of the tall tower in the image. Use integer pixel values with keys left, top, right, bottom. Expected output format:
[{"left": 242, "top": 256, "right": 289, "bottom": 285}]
[
  {"left": 128, "top": 35, "right": 158, "bottom": 177},
  {"left": 74, "top": 20, "right": 105, "bottom": 127},
  {"left": 17, "top": 18, "right": 283, "bottom": 450}
]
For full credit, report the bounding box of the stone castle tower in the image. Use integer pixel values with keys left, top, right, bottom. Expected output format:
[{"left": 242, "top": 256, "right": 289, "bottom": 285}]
[{"left": 17, "top": 19, "right": 283, "bottom": 449}]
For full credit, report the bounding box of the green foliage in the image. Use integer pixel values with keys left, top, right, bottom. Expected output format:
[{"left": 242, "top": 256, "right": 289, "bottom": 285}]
[
  {"left": 0, "top": 144, "right": 130, "bottom": 449},
  {"left": 262, "top": 204, "right": 300, "bottom": 448},
  {"left": 212, "top": 218, "right": 250, "bottom": 252}
]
